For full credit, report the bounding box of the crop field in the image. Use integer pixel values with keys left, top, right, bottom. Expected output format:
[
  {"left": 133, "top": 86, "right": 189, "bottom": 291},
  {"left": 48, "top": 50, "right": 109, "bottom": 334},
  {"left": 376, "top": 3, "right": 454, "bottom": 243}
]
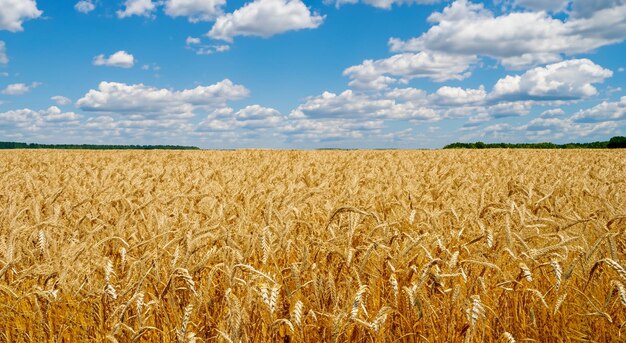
[{"left": 1, "top": 150, "right": 625, "bottom": 342}]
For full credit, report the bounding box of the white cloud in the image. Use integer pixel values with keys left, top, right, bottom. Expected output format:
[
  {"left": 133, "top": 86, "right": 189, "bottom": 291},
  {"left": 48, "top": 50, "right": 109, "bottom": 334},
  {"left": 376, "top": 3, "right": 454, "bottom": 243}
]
[
  {"left": 290, "top": 90, "right": 392, "bottom": 118},
  {"left": 332, "top": 0, "right": 440, "bottom": 9},
  {"left": 431, "top": 86, "right": 486, "bottom": 105},
  {"left": 540, "top": 108, "right": 565, "bottom": 117},
  {"left": 290, "top": 57, "right": 615, "bottom": 135},
  {"left": 571, "top": 96, "right": 626, "bottom": 123},
  {"left": 343, "top": 51, "right": 477, "bottom": 89},
  {"left": 208, "top": 0, "right": 324, "bottom": 43},
  {"left": 0, "top": 41, "right": 7, "bottom": 64},
  {"left": 523, "top": 117, "right": 618, "bottom": 140},
  {"left": 385, "top": 87, "right": 428, "bottom": 102},
  {"left": 0, "top": 0, "right": 42, "bottom": 32},
  {"left": 185, "top": 36, "right": 230, "bottom": 55},
  {"left": 570, "top": 0, "right": 626, "bottom": 18},
  {"left": 459, "top": 116, "right": 618, "bottom": 143},
  {"left": 141, "top": 63, "right": 160, "bottom": 71},
  {"left": 186, "top": 36, "right": 201, "bottom": 45},
  {"left": 1, "top": 82, "right": 41, "bottom": 95},
  {"left": 0, "top": 106, "right": 79, "bottom": 124},
  {"left": 164, "top": 0, "right": 225, "bottom": 22},
  {"left": 485, "top": 101, "right": 533, "bottom": 118},
  {"left": 93, "top": 51, "right": 135, "bottom": 68},
  {"left": 514, "top": 0, "right": 569, "bottom": 12},
  {"left": 117, "top": 0, "right": 157, "bottom": 18},
  {"left": 198, "top": 104, "right": 284, "bottom": 131},
  {"left": 84, "top": 115, "right": 117, "bottom": 130},
  {"left": 195, "top": 44, "right": 230, "bottom": 55},
  {"left": 76, "top": 79, "right": 249, "bottom": 118},
  {"left": 282, "top": 117, "right": 385, "bottom": 142},
  {"left": 490, "top": 59, "right": 613, "bottom": 100},
  {"left": 39, "top": 106, "right": 81, "bottom": 123},
  {"left": 75, "top": 0, "right": 96, "bottom": 13},
  {"left": 389, "top": 0, "right": 626, "bottom": 69},
  {"left": 235, "top": 104, "right": 279, "bottom": 119},
  {"left": 446, "top": 100, "right": 534, "bottom": 123},
  {"left": 51, "top": 96, "right": 72, "bottom": 106},
  {"left": 290, "top": 89, "right": 439, "bottom": 121},
  {"left": 0, "top": 107, "right": 81, "bottom": 139}
]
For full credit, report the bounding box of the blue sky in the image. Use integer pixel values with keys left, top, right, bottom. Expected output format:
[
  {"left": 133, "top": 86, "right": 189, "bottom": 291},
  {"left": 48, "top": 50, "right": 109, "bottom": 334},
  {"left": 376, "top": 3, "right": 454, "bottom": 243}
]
[{"left": 0, "top": 0, "right": 625, "bottom": 148}]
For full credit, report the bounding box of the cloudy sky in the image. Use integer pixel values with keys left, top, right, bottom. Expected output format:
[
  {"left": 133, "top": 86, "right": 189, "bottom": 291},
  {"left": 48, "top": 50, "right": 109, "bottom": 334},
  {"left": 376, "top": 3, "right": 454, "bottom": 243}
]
[{"left": 0, "top": 0, "right": 625, "bottom": 148}]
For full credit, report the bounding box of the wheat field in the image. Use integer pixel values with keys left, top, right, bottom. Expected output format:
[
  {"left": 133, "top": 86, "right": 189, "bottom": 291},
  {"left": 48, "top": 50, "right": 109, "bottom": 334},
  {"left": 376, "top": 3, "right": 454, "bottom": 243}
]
[{"left": 0, "top": 150, "right": 625, "bottom": 342}]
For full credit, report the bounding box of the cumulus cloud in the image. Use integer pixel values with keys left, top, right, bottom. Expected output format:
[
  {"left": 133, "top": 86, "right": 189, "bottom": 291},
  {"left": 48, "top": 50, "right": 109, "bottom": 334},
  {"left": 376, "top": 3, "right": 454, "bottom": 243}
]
[
  {"left": 514, "top": 0, "right": 569, "bottom": 12},
  {"left": 570, "top": 0, "right": 626, "bottom": 18},
  {"left": 287, "top": 55, "right": 619, "bottom": 139},
  {"left": 0, "top": 106, "right": 79, "bottom": 124},
  {"left": 0, "top": 0, "right": 42, "bottom": 32},
  {"left": 332, "top": 0, "right": 440, "bottom": 9},
  {"left": 490, "top": 59, "right": 613, "bottom": 100},
  {"left": 76, "top": 79, "right": 249, "bottom": 118},
  {"left": 431, "top": 86, "right": 486, "bottom": 105},
  {"left": 186, "top": 36, "right": 201, "bottom": 45},
  {"left": 389, "top": 0, "right": 626, "bottom": 69},
  {"left": 290, "top": 90, "right": 391, "bottom": 118},
  {"left": 523, "top": 117, "right": 618, "bottom": 140},
  {"left": 93, "top": 51, "right": 135, "bottom": 68},
  {"left": 75, "top": 0, "right": 96, "bottom": 13},
  {"left": 459, "top": 115, "right": 618, "bottom": 143},
  {"left": 290, "top": 89, "right": 439, "bottom": 121},
  {"left": 208, "top": 0, "right": 324, "bottom": 43},
  {"left": 540, "top": 108, "right": 565, "bottom": 117},
  {"left": 282, "top": 117, "right": 384, "bottom": 142},
  {"left": 117, "top": 0, "right": 157, "bottom": 18},
  {"left": 339, "top": 58, "right": 612, "bottom": 123},
  {"left": 289, "top": 59, "right": 614, "bottom": 128},
  {"left": 164, "top": 0, "right": 225, "bottom": 22},
  {"left": 51, "top": 96, "right": 72, "bottom": 106},
  {"left": 0, "top": 106, "right": 81, "bottom": 141},
  {"left": 485, "top": 101, "right": 533, "bottom": 119},
  {"left": 385, "top": 87, "right": 428, "bottom": 102},
  {"left": 1, "top": 82, "right": 41, "bottom": 95},
  {"left": 198, "top": 105, "right": 284, "bottom": 131},
  {"left": 0, "top": 41, "right": 7, "bottom": 64},
  {"left": 571, "top": 96, "right": 626, "bottom": 123},
  {"left": 344, "top": 51, "right": 477, "bottom": 89}
]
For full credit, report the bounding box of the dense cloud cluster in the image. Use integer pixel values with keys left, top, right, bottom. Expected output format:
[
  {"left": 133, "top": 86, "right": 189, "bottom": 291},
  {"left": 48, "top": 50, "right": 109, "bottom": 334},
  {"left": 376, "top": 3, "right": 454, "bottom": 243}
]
[{"left": 0, "top": 0, "right": 625, "bottom": 146}]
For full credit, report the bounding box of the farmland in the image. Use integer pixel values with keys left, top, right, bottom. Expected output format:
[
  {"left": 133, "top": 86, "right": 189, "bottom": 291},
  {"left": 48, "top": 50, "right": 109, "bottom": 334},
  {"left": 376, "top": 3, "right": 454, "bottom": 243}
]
[{"left": 1, "top": 150, "right": 625, "bottom": 342}]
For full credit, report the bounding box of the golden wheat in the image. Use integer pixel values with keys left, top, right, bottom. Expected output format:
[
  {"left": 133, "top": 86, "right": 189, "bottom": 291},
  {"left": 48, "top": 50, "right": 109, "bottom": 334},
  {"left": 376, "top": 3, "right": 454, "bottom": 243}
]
[{"left": 0, "top": 149, "right": 625, "bottom": 341}]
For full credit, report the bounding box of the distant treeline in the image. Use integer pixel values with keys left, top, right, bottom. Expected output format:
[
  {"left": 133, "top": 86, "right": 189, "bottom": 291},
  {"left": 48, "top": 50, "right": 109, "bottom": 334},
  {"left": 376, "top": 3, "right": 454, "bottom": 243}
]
[
  {"left": 444, "top": 136, "right": 626, "bottom": 149},
  {"left": 0, "top": 141, "right": 200, "bottom": 150}
]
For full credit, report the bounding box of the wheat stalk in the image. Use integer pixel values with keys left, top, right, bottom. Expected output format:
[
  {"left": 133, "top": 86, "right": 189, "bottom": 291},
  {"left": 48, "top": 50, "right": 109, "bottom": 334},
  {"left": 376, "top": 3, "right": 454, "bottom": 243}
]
[
  {"left": 351, "top": 285, "right": 368, "bottom": 319},
  {"left": 176, "top": 304, "right": 193, "bottom": 343},
  {"left": 519, "top": 263, "right": 533, "bottom": 282},
  {"left": 551, "top": 260, "right": 562, "bottom": 290},
  {"left": 468, "top": 295, "right": 485, "bottom": 328},
  {"left": 501, "top": 331, "right": 516, "bottom": 343},
  {"left": 292, "top": 300, "right": 303, "bottom": 327},
  {"left": 611, "top": 280, "right": 626, "bottom": 306}
]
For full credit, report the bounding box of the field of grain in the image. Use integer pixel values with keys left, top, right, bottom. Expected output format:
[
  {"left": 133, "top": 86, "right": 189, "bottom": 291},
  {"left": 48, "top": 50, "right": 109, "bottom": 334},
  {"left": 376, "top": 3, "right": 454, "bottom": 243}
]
[{"left": 1, "top": 150, "right": 625, "bottom": 342}]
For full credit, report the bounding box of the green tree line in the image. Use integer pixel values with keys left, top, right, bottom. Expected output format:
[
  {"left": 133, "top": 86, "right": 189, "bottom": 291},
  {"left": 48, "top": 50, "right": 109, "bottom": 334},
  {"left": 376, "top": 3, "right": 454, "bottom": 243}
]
[
  {"left": 0, "top": 141, "right": 200, "bottom": 150},
  {"left": 443, "top": 136, "right": 626, "bottom": 149}
]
